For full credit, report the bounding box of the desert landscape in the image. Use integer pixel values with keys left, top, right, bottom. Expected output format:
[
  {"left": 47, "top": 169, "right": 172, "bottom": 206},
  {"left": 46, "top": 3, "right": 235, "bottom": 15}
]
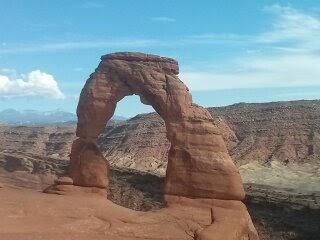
[
  {"left": 1, "top": 1, "right": 320, "bottom": 239},
  {"left": 1, "top": 95, "right": 320, "bottom": 239},
  {"left": 0, "top": 52, "right": 260, "bottom": 240}
]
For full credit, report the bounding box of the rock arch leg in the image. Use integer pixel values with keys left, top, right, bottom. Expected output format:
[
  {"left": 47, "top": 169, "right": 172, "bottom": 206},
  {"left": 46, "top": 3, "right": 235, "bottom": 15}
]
[
  {"left": 165, "top": 113, "right": 245, "bottom": 200},
  {"left": 69, "top": 69, "right": 130, "bottom": 188}
]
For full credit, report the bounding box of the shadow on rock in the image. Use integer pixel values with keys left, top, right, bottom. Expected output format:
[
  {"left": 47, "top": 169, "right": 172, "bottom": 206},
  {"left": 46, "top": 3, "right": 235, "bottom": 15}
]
[{"left": 108, "top": 167, "right": 165, "bottom": 211}]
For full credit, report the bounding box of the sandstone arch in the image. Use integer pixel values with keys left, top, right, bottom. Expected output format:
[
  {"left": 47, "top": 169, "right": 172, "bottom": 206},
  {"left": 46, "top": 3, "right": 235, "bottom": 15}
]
[{"left": 69, "top": 52, "right": 245, "bottom": 200}]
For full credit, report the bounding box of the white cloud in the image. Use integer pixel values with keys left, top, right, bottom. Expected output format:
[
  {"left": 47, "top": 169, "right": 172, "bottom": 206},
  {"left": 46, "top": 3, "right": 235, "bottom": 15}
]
[
  {"left": 259, "top": 5, "right": 320, "bottom": 47},
  {"left": 0, "top": 39, "right": 162, "bottom": 54},
  {"left": 185, "top": 5, "right": 320, "bottom": 51},
  {"left": 181, "top": 5, "right": 320, "bottom": 91},
  {"left": 0, "top": 70, "right": 64, "bottom": 99},
  {"left": 151, "top": 17, "right": 176, "bottom": 23},
  {"left": 182, "top": 54, "right": 320, "bottom": 90},
  {"left": 0, "top": 5, "right": 318, "bottom": 55}
]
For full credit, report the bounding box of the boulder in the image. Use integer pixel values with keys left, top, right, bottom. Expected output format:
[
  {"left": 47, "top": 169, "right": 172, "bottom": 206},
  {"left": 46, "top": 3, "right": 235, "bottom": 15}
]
[
  {"left": 54, "top": 176, "right": 73, "bottom": 185},
  {"left": 3, "top": 154, "right": 34, "bottom": 173},
  {"left": 166, "top": 195, "right": 259, "bottom": 240},
  {"left": 69, "top": 138, "right": 109, "bottom": 188}
]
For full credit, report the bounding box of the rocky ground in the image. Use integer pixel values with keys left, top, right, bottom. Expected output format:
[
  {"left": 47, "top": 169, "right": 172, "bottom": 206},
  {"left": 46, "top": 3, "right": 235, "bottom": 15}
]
[
  {"left": 110, "top": 168, "right": 320, "bottom": 240},
  {"left": 0, "top": 186, "right": 259, "bottom": 240},
  {"left": 1, "top": 165, "right": 319, "bottom": 239},
  {"left": 1, "top": 100, "right": 320, "bottom": 239}
]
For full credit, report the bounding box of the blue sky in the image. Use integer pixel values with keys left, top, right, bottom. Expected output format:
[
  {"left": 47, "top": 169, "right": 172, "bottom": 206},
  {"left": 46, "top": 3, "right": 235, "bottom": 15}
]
[{"left": 0, "top": 0, "right": 320, "bottom": 117}]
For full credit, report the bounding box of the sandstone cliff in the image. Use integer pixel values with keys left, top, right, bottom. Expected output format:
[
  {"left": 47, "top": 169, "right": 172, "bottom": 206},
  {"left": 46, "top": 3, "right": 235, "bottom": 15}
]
[{"left": 1, "top": 99, "right": 320, "bottom": 174}]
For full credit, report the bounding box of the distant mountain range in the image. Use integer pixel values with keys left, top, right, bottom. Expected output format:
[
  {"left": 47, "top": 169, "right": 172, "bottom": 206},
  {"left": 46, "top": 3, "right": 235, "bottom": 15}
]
[{"left": 0, "top": 109, "right": 126, "bottom": 125}]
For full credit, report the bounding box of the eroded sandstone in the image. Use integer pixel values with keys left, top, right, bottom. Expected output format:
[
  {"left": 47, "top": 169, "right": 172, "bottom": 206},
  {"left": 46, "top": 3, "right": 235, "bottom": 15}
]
[
  {"left": 1, "top": 188, "right": 258, "bottom": 240},
  {"left": 69, "top": 138, "right": 109, "bottom": 188},
  {"left": 70, "top": 52, "right": 245, "bottom": 200},
  {"left": 63, "top": 52, "right": 258, "bottom": 239}
]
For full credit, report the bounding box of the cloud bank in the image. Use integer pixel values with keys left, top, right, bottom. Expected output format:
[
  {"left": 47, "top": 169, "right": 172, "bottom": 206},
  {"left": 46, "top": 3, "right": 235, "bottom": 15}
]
[
  {"left": 182, "top": 4, "right": 320, "bottom": 91},
  {"left": 0, "top": 70, "right": 64, "bottom": 99}
]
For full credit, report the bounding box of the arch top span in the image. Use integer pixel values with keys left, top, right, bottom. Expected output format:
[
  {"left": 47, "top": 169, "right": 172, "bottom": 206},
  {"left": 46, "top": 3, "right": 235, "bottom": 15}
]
[
  {"left": 101, "top": 52, "right": 179, "bottom": 74},
  {"left": 69, "top": 52, "right": 245, "bottom": 200}
]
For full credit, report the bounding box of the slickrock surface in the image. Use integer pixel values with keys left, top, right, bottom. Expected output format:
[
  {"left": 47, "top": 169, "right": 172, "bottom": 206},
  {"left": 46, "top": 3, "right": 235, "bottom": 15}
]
[
  {"left": 71, "top": 52, "right": 244, "bottom": 200},
  {"left": 0, "top": 187, "right": 257, "bottom": 240}
]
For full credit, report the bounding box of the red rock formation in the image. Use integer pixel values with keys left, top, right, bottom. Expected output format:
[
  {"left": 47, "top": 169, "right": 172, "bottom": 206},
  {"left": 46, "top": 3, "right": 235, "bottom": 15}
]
[
  {"left": 13, "top": 52, "right": 257, "bottom": 239},
  {"left": 70, "top": 52, "right": 245, "bottom": 200},
  {"left": 165, "top": 195, "right": 258, "bottom": 240},
  {"left": 69, "top": 138, "right": 109, "bottom": 188},
  {"left": 1, "top": 187, "right": 258, "bottom": 240},
  {"left": 66, "top": 52, "right": 258, "bottom": 239}
]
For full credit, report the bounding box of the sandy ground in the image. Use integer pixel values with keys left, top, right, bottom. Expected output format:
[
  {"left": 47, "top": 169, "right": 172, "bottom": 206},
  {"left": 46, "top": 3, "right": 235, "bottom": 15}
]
[
  {"left": 240, "top": 161, "right": 320, "bottom": 194},
  {"left": 1, "top": 161, "right": 320, "bottom": 240}
]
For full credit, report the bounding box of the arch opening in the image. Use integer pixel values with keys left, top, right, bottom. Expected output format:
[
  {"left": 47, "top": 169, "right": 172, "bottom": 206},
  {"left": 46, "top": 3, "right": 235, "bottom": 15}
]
[
  {"left": 99, "top": 95, "right": 169, "bottom": 175},
  {"left": 96, "top": 94, "right": 170, "bottom": 210},
  {"left": 114, "top": 94, "right": 154, "bottom": 119}
]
